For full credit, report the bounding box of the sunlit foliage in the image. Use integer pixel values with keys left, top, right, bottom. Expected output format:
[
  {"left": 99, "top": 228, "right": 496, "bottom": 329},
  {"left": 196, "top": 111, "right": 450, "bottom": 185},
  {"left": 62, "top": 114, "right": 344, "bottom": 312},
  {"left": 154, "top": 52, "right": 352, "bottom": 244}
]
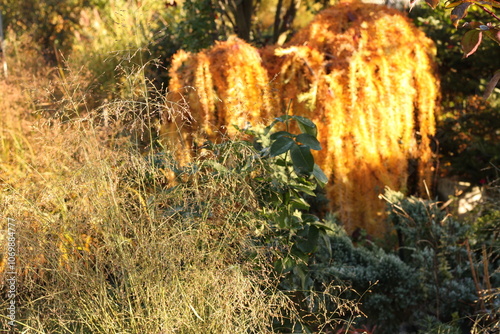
[
  {"left": 167, "top": 36, "right": 278, "bottom": 150},
  {"left": 164, "top": 1, "right": 440, "bottom": 237}
]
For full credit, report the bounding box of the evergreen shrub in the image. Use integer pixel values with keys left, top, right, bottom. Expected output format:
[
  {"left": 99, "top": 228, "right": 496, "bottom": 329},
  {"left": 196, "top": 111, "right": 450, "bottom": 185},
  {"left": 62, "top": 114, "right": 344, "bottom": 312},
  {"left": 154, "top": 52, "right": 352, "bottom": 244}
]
[{"left": 303, "top": 188, "right": 499, "bottom": 333}]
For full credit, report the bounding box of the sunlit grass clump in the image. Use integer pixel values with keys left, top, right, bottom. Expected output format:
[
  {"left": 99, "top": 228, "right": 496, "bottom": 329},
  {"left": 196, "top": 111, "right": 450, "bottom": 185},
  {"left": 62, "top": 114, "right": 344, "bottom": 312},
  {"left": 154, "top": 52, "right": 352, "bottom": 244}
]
[
  {"left": 0, "top": 3, "right": 307, "bottom": 330},
  {"left": 0, "top": 77, "right": 302, "bottom": 332}
]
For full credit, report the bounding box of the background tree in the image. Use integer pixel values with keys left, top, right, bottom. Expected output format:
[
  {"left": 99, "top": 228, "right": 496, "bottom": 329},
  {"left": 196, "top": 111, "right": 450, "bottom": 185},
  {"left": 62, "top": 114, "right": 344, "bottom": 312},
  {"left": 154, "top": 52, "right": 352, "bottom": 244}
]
[
  {"left": 410, "top": 0, "right": 500, "bottom": 98},
  {"left": 409, "top": 1, "right": 500, "bottom": 184}
]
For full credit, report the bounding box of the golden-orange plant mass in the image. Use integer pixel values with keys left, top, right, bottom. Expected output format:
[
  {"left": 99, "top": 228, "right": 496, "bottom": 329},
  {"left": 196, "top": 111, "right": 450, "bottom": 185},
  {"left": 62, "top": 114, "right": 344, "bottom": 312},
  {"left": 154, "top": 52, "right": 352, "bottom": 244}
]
[
  {"left": 164, "top": 1, "right": 439, "bottom": 236},
  {"left": 166, "top": 38, "right": 278, "bottom": 150}
]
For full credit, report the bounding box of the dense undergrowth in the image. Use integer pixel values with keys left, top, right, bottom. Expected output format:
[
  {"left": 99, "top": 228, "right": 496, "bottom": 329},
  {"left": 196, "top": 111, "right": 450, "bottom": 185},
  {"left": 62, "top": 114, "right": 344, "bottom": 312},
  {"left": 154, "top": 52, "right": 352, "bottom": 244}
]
[
  {"left": 0, "top": 79, "right": 298, "bottom": 333},
  {"left": 0, "top": 0, "right": 499, "bottom": 333},
  {"left": 1, "top": 72, "right": 498, "bottom": 332}
]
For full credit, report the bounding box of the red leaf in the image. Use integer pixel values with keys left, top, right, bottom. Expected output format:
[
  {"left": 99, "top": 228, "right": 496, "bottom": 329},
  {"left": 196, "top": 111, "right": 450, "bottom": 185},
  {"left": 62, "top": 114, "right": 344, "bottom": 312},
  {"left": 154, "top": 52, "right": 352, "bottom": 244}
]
[
  {"left": 461, "top": 29, "right": 483, "bottom": 57},
  {"left": 409, "top": 0, "right": 420, "bottom": 11},
  {"left": 425, "top": 0, "right": 440, "bottom": 8},
  {"left": 451, "top": 2, "right": 473, "bottom": 27},
  {"left": 473, "top": 0, "right": 500, "bottom": 8},
  {"left": 483, "top": 69, "right": 500, "bottom": 99},
  {"left": 463, "top": 21, "right": 482, "bottom": 29},
  {"left": 484, "top": 28, "right": 500, "bottom": 45}
]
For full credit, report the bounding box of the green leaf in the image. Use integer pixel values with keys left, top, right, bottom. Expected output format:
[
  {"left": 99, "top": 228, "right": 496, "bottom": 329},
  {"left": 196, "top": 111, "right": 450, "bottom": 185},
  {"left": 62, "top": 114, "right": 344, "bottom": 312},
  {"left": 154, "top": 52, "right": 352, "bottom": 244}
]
[
  {"left": 206, "top": 161, "right": 229, "bottom": 173},
  {"left": 265, "top": 116, "right": 292, "bottom": 134},
  {"left": 446, "top": 0, "right": 465, "bottom": 8},
  {"left": 302, "top": 214, "right": 320, "bottom": 223},
  {"left": 292, "top": 116, "right": 318, "bottom": 137},
  {"left": 295, "top": 225, "right": 320, "bottom": 254},
  {"left": 451, "top": 2, "right": 473, "bottom": 27},
  {"left": 275, "top": 158, "right": 291, "bottom": 167},
  {"left": 310, "top": 220, "right": 334, "bottom": 231},
  {"left": 290, "top": 183, "right": 317, "bottom": 196},
  {"left": 274, "top": 115, "right": 294, "bottom": 123},
  {"left": 270, "top": 136, "right": 295, "bottom": 157},
  {"left": 321, "top": 233, "right": 332, "bottom": 258},
  {"left": 270, "top": 131, "right": 293, "bottom": 140},
  {"left": 296, "top": 133, "right": 322, "bottom": 150},
  {"left": 274, "top": 256, "right": 295, "bottom": 273},
  {"left": 290, "top": 197, "right": 311, "bottom": 210},
  {"left": 461, "top": 29, "right": 483, "bottom": 58},
  {"left": 295, "top": 238, "right": 314, "bottom": 254},
  {"left": 277, "top": 211, "right": 290, "bottom": 229},
  {"left": 290, "top": 144, "right": 315, "bottom": 175},
  {"left": 313, "top": 163, "right": 329, "bottom": 186},
  {"left": 292, "top": 264, "right": 309, "bottom": 291},
  {"left": 308, "top": 224, "right": 320, "bottom": 245}
]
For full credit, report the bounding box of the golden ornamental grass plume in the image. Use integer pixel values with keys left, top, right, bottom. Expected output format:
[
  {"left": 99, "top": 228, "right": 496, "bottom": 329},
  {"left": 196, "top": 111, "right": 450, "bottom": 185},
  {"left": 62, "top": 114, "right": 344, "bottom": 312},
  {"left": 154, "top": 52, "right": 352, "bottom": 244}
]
[
  {"left": 166, "top": 36, "right": 277, "bottom": 152},
  {"left": 268, "top": 1, "right": 440, "bottom": 235},
  {"left": 164, "top": 2, "right": 439, "bottom": 237}
]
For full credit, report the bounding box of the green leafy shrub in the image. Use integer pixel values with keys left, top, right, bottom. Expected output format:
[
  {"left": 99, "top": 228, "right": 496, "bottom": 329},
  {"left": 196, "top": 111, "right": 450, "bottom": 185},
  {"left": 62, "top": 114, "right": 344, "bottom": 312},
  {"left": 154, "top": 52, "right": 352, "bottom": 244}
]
[
  {"left": 409, "top": 4, "right": 500, "bottom": 188},
  {"left": 409, "top": 3, "right": 500, "bottom": 101},
  {"left": 156, "top": 114, "right": 362, "bottom": 333},
  {"left": 152, "top": 113, "right": 499, "bottom": 333},
  {"left": 0, "top": 0, "right": 101, "bottom": 61},
  {"left": 251, "top": 115, "right": 358, "bottom": 333},
  {"left": 173, "top": 0, "right": 226, "bottom": 52}
]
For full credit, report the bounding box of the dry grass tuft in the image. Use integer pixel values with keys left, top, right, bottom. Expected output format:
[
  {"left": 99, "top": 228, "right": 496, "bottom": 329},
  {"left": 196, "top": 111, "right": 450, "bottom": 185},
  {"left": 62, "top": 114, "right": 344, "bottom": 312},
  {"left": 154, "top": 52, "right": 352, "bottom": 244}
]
[{"left": 0, "top": 73, "right": 299, "bottom": 332}]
